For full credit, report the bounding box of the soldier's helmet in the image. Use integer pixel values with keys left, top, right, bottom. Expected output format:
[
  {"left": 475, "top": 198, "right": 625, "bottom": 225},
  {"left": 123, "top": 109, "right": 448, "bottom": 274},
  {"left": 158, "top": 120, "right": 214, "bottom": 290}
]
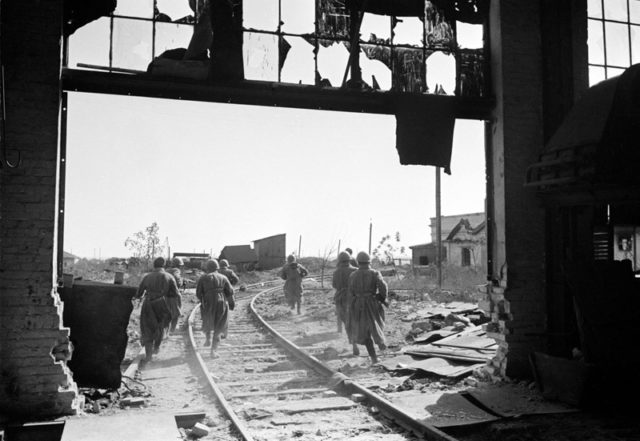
[
  {"left": 356, "top": 251, "right": 370, "bottom": 264},
  {"left": 220, "top": 259, "right": 230, "bottom": 268},
  {"left": 206, "top": 259, "right": 220, "bottom": 272},
  {"left": 153, "top": 256, "right": 166, "bottom": 268},
  {"left": 287, "top": 254, "right": 296, "bottom": 263},
  {"left": 338, "top": 251, "right": 351, "bottom": 262},
  {"left": 172, "top": 257, "right": 184, "bottom": 267}
]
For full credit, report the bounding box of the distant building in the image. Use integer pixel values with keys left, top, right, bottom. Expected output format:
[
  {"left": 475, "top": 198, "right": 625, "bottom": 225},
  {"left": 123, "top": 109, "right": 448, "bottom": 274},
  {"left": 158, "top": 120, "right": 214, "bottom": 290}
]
[
  {"left": 411, "top": 212, "right": 486, "bottom": 269},
  {"left": 218, "top": 245, "right": 258, "bottom": 271},
  {"left": 253, "top": 234, "right": 286, "bottom": 270},
  {"left": 429, "top": 212, "right": 485, "bottom": 242},
  {"left": 443, "top": 218, "right": 486, "bottom": 269},
  {"left": 409, "top": 243, "right": 446, "bottom": 266},
  {"left": 62, "top": 251, "right": 79, "bottom": 271},
  {"left": 173, "top": 252, "right": 211, "bottom": 269}
]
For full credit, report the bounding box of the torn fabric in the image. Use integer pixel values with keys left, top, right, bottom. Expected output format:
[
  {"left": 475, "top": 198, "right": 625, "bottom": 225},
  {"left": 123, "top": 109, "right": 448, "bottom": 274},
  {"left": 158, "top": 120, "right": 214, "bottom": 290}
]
[{"left": 395, "top": 96, "right": 456, "bottom": 173}]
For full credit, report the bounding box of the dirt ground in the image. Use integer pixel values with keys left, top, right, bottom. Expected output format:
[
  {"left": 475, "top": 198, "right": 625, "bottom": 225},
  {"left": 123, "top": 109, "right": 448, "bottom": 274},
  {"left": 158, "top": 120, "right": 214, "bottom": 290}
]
[{"left": 74, "top": 270, "right": 640, "bottom": 441}]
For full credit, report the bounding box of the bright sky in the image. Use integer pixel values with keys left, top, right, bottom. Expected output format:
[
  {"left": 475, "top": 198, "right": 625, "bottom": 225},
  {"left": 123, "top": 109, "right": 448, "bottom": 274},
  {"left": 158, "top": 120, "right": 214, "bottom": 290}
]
[
  {"left": 64, "top": 93, "right": 485, "bottom": 259},
  {"left": 64, "top": 4, "right": 486, "bottom": 260}
]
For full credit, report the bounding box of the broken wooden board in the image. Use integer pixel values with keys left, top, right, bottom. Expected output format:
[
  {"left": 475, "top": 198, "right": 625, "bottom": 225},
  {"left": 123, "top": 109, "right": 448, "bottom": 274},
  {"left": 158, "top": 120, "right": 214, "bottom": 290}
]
[
  {"left": 378, "top": 354, "right": 418, "bottom": 372},
  {"left": 408, "top": 357, "right": 486, "bottom": 379},
  {"left": 412, "top": 327, "right": 460, "bottom": 344},
  {"left": 431, "top": 326, "right": 497, "bottom": 350},
  {"left": 61, "top": 412, "right": 182, "bottom": 441},
  {"left": 384, "top": 390, "right": 499, "bottom": 428},
  {"left": 404, "top": 346, "right": 493, "bottom": 363},
  {"left": 464, "top": 383, "right": 578, "bottom": 417},
  {"left": 264, "top": 396, "right": 357, "bottom": 414}
]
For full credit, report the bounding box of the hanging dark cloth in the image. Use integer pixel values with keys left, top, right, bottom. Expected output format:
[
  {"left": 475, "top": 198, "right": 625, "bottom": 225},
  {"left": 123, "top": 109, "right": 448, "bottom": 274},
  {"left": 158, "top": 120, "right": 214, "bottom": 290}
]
[{"left": 394, "top": 96, "right": 456, "bottom": 174}]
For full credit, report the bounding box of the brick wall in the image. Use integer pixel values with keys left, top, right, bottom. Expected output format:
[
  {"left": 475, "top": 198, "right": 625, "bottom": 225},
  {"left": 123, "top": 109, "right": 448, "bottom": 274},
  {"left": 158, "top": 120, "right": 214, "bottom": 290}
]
[
  {"left": 486, "top": 0, "right": 588, "bottom": 378},
  {"left": 0, "top": 1, "right": 80, "bottom": 416},
  {"left": 487, "top": 0, "right": 547, "bottom": 378}
]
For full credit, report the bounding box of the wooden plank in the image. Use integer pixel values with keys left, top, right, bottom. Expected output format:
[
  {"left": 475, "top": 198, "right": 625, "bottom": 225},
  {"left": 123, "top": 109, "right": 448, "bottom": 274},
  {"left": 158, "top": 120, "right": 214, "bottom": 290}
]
[
  {"left": 264, "top": 396, "right": 357, "bottom": 414},
  {"left": 228, "top": 387, "right": 328, "bottom": 399},
  {"left": 408, "top": 358, "right": 486, "bottom": 378}
]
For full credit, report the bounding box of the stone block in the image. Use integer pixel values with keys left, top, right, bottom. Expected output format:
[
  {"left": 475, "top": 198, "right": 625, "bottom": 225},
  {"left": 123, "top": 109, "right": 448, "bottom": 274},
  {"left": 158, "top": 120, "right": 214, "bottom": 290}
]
[{"left": 191, "top": 423, "right": 210, "bottom": 437}]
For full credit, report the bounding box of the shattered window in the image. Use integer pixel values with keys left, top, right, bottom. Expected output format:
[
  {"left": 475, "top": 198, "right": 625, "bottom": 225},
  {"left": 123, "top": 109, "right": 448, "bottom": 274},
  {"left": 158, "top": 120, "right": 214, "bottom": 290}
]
[
  {"left": 588, "top": 0, "right": 640, "bottom": 85},
  {"left": 65, "top": 0, "right": 488, "bottom": 97}
]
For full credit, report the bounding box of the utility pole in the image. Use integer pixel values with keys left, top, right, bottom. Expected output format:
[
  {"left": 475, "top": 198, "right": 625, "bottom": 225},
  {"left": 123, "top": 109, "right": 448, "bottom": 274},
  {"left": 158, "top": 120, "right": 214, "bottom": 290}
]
[
  {"left": 368, "top": 219, "right": 372, "bottom": 255},
  {"left": 337, "top": 239, "right": 341, "bottom": 256},
  {"left": 298, "top": 235, "right": 302, "bottom": 258},
  {"left": 436, "top": 167, "right": 442, "bottom": 291}
]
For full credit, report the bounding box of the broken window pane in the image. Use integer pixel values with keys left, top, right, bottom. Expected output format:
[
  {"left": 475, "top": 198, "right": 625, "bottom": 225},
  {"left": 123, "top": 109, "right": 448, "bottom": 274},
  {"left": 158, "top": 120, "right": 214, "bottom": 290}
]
[
  {"left": 605, "top": 21, "right": 630, "bottom": 67},
  {"left": 458, "top": 49, "right": 484, "bottom": 97},
  {"left": 155, "top": 0, "right": 194, "bottom": 22},
  {"left": 243, "top": 32, "right": 279, "bottom": 82},
  {"left": 589, "top": 65, "right": 606, "bottom": 86},
  {"left": 244, "top": 0, "right": 279, "bottom": 31},
  {"left": 392, "top": 48, "right": 425, "bottom": 93},
  {"left": 587, "top": 0, "right": 602, "bottom": 18},
  {"left": 632, "top": 25, "right": 640, "bottom": 64},
  {"left": 280, "top": 36, "right": 315, "bottom": 85},
  {"left": 360, "top": 47, "right": 392, "bottom": 90},
  {"left": 112, "top": 18, "right": 153, "bottom": 71},
  {"left": 317, "top": 0, "right": 350, "bottom": 40},
  {"left": 155, "top": 23, "right": 194, "bottom": 57},
  {"left": 317, "top": 41, "right": 350, "bottom": 87},
  {"left": 588, "top": 19, "right": 605, "bottom": 65},
  {"left": 114, "top": 0, "right": 153, "bottom": 19},
  {"left": 424, "top": 3, "right": 454, "bottom": 49},
  {"left": 281, "top": 0, "right": 315, "bottom": 35},
  {"left": 360, "top": 13, "right": 391, "bottom": 43},
  {"left": 456, "top": 22, "right": 483, "bottom": 49},
  {"left": 603, "top": 0, "right": 628, "bottom": 22},
  {"left": 426, "top": 51, "right": 455, "bottom": 95},
  {"left": 67, "top": 17, "right": 111, "bottom": 69},
  {"left": 393, "top": 17, "right": 423, "bottom": 47}
]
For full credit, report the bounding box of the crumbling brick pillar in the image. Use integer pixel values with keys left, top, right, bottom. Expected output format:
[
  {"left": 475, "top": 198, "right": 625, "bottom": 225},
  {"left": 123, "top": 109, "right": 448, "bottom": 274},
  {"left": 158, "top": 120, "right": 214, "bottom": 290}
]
[
  {"left": 485, "top": 0, "right": 547, "bottom": 378},
  {"left": 0, "top": 1, "right": 81, "bottom": 416}
]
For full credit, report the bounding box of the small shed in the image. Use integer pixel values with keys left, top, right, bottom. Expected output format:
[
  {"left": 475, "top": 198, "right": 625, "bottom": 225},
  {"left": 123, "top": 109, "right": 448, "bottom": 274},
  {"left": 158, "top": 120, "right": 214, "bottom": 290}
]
[
  {"left": 219, "top": 245, "right": 258, "bottom": 271},
  {"left": 409, "top": 243, "right": 442, "bottom": 265},
  {"left": 63, "top": 251, "right": 79, "bottom": 271},
  {"left": 253, "top": 234, "right": 286, "bottom": 270}
]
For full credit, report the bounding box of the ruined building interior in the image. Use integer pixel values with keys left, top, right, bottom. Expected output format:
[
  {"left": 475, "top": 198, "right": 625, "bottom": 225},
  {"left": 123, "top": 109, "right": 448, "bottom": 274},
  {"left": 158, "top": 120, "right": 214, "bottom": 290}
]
[{"left": 1, "top": 0, "right": 639, "bottom": 437}]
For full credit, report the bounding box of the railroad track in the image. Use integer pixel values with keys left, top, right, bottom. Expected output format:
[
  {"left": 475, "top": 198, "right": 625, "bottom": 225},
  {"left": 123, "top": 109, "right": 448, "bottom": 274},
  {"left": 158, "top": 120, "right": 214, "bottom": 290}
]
[{"left": 187, "top": 278, "right": 458, "bottom": 441}]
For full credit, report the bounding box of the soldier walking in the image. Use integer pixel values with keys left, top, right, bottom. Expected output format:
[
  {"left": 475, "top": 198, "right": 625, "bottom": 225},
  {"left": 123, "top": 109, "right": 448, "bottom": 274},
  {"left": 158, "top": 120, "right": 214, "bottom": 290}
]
[
  {"left": 165, "top": 256, "right": 184, "bottom": 333},
  {"left": 219, "top": 259, "right": 240, "bottom": 286},
  {"left": 348, "top": 251, "right": 388, "bottom": 364},
  {"left": 279, "top": 254, "right": 308, "bottom": 314},
  {"left": 135, "top": 257, "right": 180, "bottom": 361},
  {"left": 332, "top": 251, "right": 358, "bottom": 354},
  {"left": 196, "top": 259, "right": 235, "bottom": 356}
]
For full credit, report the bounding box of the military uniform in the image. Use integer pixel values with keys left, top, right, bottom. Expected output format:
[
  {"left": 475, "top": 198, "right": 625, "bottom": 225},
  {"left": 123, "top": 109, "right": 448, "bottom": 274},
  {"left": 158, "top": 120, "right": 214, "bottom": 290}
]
[
  {"left": 279, "top": 256, "right": 308, "bottom": 313},
  {"left": 196, "top": 261, "right": 235, "bottom": 352},
  {"left": 136, "top": 265, "right": 180, "bottom": 360}
]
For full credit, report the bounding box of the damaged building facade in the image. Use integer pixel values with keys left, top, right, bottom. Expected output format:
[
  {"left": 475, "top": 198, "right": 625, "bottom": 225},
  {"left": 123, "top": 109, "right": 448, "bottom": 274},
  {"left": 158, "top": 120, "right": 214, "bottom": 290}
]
[{"left": 1, "top": 0, "right": 638, "bottom": 417}]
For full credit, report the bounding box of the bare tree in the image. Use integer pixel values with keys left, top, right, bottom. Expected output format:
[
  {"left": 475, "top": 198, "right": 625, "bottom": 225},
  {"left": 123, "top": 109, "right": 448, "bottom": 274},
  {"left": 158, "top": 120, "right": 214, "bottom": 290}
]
[
  {"left": 319, "top": 242, "right": 338, "bottom": 288},
  {"left": 372, "top": 232, "right": 406, "bottom": 266},
  {"left": 124, "top": 222, "right": 165, "bottom": 266}
]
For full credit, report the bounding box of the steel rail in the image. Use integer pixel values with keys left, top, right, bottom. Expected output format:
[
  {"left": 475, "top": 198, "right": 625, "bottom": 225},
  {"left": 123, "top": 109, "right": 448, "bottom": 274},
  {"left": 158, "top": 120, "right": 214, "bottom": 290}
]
[
  {"left": 187, "top": 301, "right": 255, "bottom": 441},
  {"left": 250, "top": 286, "right": 460, "bottom": 441}
]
